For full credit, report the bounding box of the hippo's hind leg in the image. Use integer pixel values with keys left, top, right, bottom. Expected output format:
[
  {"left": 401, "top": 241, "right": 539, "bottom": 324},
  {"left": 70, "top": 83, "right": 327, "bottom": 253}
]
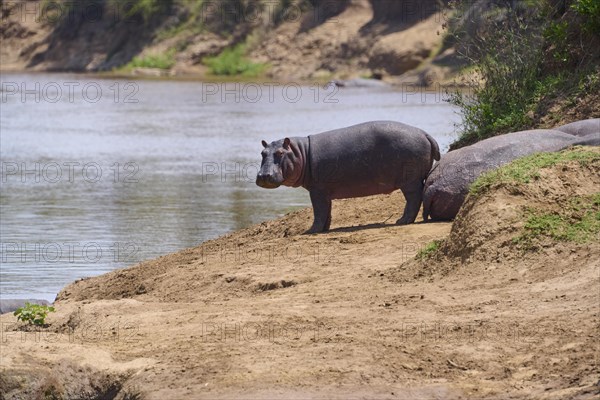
[
  {"left": 306, "top": 190, "right": 332, "bottom": 234},
  {"left": 397, "top": 182, "right": 424, "bottom": 225}
]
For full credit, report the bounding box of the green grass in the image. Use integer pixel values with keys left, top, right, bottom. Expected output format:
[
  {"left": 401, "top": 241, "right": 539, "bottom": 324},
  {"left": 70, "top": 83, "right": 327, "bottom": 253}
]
[
  {"left": 203, "top": 44, "right": 268, "bottom": 77},
  {"left": 514, "top": 194, "right": 600, "bottom": 247},
  {"left": 469, "top": 148, "right": 600, "bottom": 196},
  {"left": 416, "top": 240, "right": 443, "bottom": 260},
  {"left": 108, "top": 0, "right": 172, "bottom": 22},
  {"left": 125, "top": 50, "right": 176, "bottom": 70}
]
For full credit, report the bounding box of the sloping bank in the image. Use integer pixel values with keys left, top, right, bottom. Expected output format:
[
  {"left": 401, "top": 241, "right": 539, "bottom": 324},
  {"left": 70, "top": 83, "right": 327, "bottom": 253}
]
[{"left": 1, "top": 147, "right": 598, "bottom": 399}]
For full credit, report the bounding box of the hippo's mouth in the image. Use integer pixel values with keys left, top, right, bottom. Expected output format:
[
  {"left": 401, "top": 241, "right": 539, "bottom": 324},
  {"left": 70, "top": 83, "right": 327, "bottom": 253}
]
[{"left": 256, "top": 179, "right": 281, "bottom": 189}]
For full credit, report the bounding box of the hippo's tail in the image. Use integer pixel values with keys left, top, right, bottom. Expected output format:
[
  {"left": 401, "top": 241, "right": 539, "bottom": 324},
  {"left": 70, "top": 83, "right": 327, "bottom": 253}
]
[{"left": 425, "top": 133, "right": 441, "bottom": 161}]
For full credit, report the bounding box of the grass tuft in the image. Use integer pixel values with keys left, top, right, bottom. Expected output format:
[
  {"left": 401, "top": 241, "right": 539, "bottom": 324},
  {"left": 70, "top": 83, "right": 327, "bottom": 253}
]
[
  {"left": 470, "top": 148, "right": 600, "bottom": 196},
  {"left": 416, "top": 240, "right": 444, "bottom": 260},
  {"left": 514, "top": 193, "right": 600, "bottom": 248}
]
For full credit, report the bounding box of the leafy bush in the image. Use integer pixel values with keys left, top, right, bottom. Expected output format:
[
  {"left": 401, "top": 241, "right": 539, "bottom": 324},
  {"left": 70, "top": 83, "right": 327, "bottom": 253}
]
[
  {"left": 572, "top": 0, "right": 600, "bottom": 33},
  {"left": 14, "top": 303, "right": 55, "bottom": 326},
  {"left": 203, "top": 44, "right": 267, "bottom": 77},
  {"left": 448, "top": 4, "right": 545, "bottom": 148},
  {"left": 126, "top": 50, "right": 176, "bottom": 70},
  {"left": 447, "top": 1, "right": 599, "bottom": 149}
]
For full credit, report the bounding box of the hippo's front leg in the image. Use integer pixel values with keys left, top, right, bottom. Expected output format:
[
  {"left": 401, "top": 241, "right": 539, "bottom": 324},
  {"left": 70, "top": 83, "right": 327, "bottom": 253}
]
[
  {"left": 306, "top": 190, "right": 332, "bottom": 234},
  {"left": 397, "top": 183, "right": 424, "bottom": 225}
]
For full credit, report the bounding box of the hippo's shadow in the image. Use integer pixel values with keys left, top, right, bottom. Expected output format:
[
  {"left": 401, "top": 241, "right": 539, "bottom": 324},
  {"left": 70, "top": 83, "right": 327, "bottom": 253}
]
[{"left": 323, "top": 220, "right": 443, "bottom": 234}]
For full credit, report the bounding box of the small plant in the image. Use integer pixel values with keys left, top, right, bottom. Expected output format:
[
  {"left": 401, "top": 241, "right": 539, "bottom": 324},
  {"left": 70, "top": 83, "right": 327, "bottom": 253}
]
[
  {"left": 14, "top": 302, "right": 55, "bottom": 326},
  {"left": 544, "top": 21, "right": 570, "bottom": 62},
  {"left": 126, "top": 50, "right": 176, "bottom": 70},
  {"left": 203, "top": 44, "right": 267, "bottom": 77},
  {"left": 416, "top": 240, "right": 443, "bottom": 260}
]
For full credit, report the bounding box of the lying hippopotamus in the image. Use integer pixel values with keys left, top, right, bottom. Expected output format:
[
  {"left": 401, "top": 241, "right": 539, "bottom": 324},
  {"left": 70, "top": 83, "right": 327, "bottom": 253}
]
[
  {"left": 330, "top": 78, "right": 389, "bottom": 88},
  {"left": 0, "top": 299, "right": 50, "bottom": 314},
  {"left": 554, "top": 118, "right": 599, "bottom": 137},
  {"left": 257, "top": 121, "right": 440, "bottom": 233},
  {"left": 422, "top": 129, "right": 592, "bottom": 221}
]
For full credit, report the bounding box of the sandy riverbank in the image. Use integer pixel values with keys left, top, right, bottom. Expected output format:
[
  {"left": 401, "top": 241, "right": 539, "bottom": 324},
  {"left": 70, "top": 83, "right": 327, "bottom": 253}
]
[{"left": 1, "top": 147, "right": 599, "bottom": 399}]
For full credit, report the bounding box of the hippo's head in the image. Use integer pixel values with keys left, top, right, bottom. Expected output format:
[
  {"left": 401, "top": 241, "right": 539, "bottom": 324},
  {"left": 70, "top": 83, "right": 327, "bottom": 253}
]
[{"left": 256, "top": 138, "right": 304, "bottom": 189}]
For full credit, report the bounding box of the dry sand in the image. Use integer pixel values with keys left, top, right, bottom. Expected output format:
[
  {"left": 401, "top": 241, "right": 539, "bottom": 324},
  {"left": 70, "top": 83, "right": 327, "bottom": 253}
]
[{"left": 1, "top": 149, "right": 599, "bottom": 399}]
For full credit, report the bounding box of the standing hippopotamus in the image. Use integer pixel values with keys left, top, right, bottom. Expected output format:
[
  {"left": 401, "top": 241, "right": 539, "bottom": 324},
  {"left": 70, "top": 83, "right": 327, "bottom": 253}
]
[
  {"left": 257, "top": 121, "right": 441, "bottom": 233},
  {"left": 554, "top": 118, "right": 599, "bottom": 137},
  {"left": 423, "top": 129, "right": 588, "bottom": 221}
]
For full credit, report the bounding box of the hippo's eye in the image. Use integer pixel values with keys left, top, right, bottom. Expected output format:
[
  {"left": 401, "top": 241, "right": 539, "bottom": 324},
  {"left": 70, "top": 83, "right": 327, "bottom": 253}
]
[{"left": 276, "top": 150, "right": 284, "bottom": 157}]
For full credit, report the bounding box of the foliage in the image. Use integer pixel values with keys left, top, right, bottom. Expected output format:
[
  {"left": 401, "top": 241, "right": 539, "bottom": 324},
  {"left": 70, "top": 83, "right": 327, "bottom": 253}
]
[
  {"left": 470, "top": 148, "right": 600, "bottom": 196},
  {"left": 448, "top": 4, "right": 545, "bottom": 148},
  {"left": 571, "top": 0, "right": 600, "bottom": 33},
  {"left": 416, "top": 240, "right": 443, "bottom": 260},
  {"left": 109, "top": 0, "right": 173, "bottom": 22},
  {"left": 544, "top": 21, "right": 569, "bottom": 62},
  {"left": 448, "top": 1, "right": 600, "bottom": 149},
  {"left": 203, "top": 44, "right": 268, "bottom": 77},
  {"left": 14, "top": 302, "right": 55, "bottom": 326},
  {"left": 126, "top": 50, "right": 176, "bottom": 70}
]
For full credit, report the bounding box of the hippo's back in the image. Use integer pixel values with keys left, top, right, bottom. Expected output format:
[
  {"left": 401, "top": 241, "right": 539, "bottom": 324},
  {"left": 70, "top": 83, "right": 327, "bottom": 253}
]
[
  {"left": 308, "top": 121, "right": 438, "bottom": 197},
  {"left": 0, "top": 299, "right": 50, "bottom": 314},
  {"left": 555, "top": 119, "right": 600, "bottom": 137}
]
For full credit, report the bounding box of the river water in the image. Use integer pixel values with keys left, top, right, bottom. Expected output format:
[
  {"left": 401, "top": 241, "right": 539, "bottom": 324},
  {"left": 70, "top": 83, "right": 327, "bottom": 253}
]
[{"left": 0, "top": 73, "right": 460, "bottom": 301}]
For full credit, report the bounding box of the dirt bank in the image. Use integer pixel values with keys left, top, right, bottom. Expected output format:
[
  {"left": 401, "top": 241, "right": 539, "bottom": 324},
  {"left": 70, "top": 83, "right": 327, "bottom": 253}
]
[
  {"left": 0, "top": 0, "right": 460, "bottom": 83},
  {"left": 1, "top": 147, "right": 598, "bottom": 399}
]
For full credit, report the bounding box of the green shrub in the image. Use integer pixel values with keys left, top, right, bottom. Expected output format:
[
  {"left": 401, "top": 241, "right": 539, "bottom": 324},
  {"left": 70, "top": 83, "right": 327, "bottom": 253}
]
[
  {"left": 126, "top": 50, "right": 176, "bottom": 70},
  {"left": 14, "top": 303, "right": 55, "bottom": 326},
  {"left": 544, "top": 21, "right": 570, "bottom": 62},
  {"left": 203, "top": 44, "right": 267, "bottom": 77},
  {"left": 448, "top": 5, "right": 545, "bottom": 148},
  {"left": 572, "top": 0, "right": 600, "bottom": 33},
  {"left": 447, "top": 1, "right": 599, "bottom": 149}
]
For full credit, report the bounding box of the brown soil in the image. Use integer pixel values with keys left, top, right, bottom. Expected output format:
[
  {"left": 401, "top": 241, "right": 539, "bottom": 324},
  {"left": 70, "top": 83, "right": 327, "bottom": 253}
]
[
  {"left": 536, "top": 87, "right": 600, "bottom": 130},
  {"left": 2, "top": 149, "right": 599, "bottom": 399},
  {"left": 0, "top": 0, "right": 457, "bottom": 83}
]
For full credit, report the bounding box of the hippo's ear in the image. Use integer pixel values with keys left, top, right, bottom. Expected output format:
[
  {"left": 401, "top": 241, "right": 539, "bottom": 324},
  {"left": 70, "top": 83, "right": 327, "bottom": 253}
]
[
  {"left": 283, "top": 138, "right": 291, "bottom": 150},
  {"left": 262, "top": 140, "right": 268, "bottom": 148}
]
